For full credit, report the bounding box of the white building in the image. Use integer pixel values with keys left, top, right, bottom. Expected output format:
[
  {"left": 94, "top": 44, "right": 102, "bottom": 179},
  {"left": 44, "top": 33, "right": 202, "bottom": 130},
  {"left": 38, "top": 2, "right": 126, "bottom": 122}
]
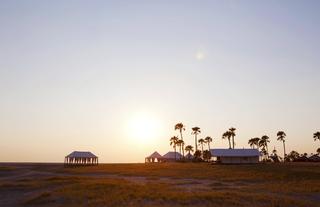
[{"left": 210, "top": 149, "right": 259, "bottom": 164}]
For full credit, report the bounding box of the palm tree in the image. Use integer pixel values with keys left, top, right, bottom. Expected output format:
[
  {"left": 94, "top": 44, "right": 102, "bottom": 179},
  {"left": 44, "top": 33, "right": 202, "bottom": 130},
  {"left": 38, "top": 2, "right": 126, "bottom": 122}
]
[
  {"left": 277, "top": 131, "right": 287, "bottom": 161},
  {"left": 272, "top": 147, "right": 277, "bottom": 155},
  {"left": 260, "top": 135, "right": 270, "bottom": 156},
  {"left": 222, "top": 131, "right": 232, "bottom": 149},
  {"left": 314, "top": 131, "right": 320, "bottom": 142},
  {"left": 194, "top": 150, "right": 202, "bottom": 161},
  {"left": 192, "top": 127, "right": 201, "bottom": 151},
  {"left": 176, "top": 139, "right": 184, "bottom": 160},
  {"left": 270, "top": 147, "right": 280, "bottom": 162},
  {"left": 204, "top": 136, "right": 213, "bottom": 151},
  {"left": 317, "top": 148, "right": 320, "bottom": 155},
  {"left": 185, "top": 145, "right": 194, "bottom": 154},
  {"left": 229, "top": 127, "right": 236, "bottom": 149},
  {"left": 260, "top": 147, "right": 267, "bottom": 160},
  {"left": 203, "top": 150, "right": 212, "bottom": 162},
  {"left": 198, "top": 138, "right": 205, "bottom": 154},
  {"left": 170, "top": 136, "right": 179, "bottom": 160},
  {"left": 248, "top": 138, "right": 255, "bottom": 149},
  {"left": 175, "top": 123, "right": 186, "bottom": 157},
  {"left": 253, "top": 137, "right": 260, "bottom": 149}
]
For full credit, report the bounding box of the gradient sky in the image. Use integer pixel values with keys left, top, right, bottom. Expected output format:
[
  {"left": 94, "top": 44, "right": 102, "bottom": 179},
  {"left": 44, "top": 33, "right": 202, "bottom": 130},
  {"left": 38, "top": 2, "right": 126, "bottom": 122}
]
[{"left": 0, "top": 0, "right": 320, "bottom": 162}]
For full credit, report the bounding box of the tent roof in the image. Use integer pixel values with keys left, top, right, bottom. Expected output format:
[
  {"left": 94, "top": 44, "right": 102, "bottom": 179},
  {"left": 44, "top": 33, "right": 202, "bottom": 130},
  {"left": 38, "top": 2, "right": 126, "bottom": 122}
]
[
  {"left": 210, "top": 149, "right": 259, "bottom": 157},
  {"left": 66, "top": 151, "right": 98, "bottom": 158},
  {"left": 162, "top": 151, "right": 182, "bottom": 159},
  {"left": 146, "top": 151, "right": 162, "bottom": 159}
]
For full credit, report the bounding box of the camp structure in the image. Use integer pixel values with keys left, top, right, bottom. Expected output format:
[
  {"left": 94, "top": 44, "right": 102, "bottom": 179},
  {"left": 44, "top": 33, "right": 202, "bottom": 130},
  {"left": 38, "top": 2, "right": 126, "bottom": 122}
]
[
  {"left": 210, "top": 149, "right": 259, "bottom": 164},
  {"left": 162, "top": 151, "right": 182, "bottom": 162},
  {"left": 145, "top": 151, "right": 163, "bottom": 163},
  {"left": 185, "top": 152, "right": 194, "bottom": 160},
  {"left": 308, "top": 154, "right": 320, "bottom": 162},
  {"left": 64, "top": 151, "right": 98, "bottom": 166}
]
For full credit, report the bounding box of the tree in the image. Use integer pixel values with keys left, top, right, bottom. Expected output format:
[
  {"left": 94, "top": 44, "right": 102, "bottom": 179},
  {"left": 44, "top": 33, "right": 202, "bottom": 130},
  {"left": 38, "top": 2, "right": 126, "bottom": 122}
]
[
  {"left": 203, "top": 150, "right": 212, "bottom": 162},
  {"left": 272, "top": 148, "right": 277, "bottom": 155},
  {"left": 185, "top": 145, "right": 194, "bottom": 154},
  {"left": 253, "top": 137, "right": 260, "bottom": 149},
  {"left": 317, "top": 148, "right": 320, "bottom": 155},
  {"left": 248, "top": 138, "right": 255, "bottom": 149},
  {"left": 260, "top": 147, "right": 268, "bottom": 161},
  {"left": 176, "top": 139, "right": 184, "bottom": 160},
  {"left": 270, "top": 147, "right": 280, "bottom": 162},
  {"left": 222, "top": 131, "right": 232, "bottom": 149},
  {"left": 287, "top": 150, "right": 299, "bottom": 162},
  {"left": 170, "top": 136, "right": 179, "bottom": 160},
  {"left": 193, "top": 150, "right": 202, "bottom": 161},
  {"left": 314, "top": 131, "right": 320, "bottom": 142},
  {"left": 192, "top": 127, "right": 201, "bottom": 151},
  {"left": 249, "top": 137, "right": 260, "bottom": 149},
  {"left": 260, "top": 135, "right": 270, "bottom": 156},
  {"left": 229, "top": 127, "right": 236, "bottom": 149},
  {"left": 198, "top": 138, "right": 205, "bottom": 154},
  {"left": 204, "top": 136, "right": 213, "bottom": 151},
  {"left": 175, "top": 123, "right": 186, "bottom": 157},
  {"left": 277, "top": 131, "right": 287, "bottom": 161}
]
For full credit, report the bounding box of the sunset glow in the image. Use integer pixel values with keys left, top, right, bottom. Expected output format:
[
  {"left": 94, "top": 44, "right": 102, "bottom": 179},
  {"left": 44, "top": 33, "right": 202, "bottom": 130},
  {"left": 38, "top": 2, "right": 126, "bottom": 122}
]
[{"left": 126, "top": 112, "right": 161, "bottom": 145}]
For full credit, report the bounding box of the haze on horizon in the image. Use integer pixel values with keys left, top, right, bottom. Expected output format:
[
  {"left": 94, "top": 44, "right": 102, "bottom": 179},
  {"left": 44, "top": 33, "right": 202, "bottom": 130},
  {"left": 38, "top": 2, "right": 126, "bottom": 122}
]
[{"left": 0, "top": 0, "right": 319, "bottom": 163}]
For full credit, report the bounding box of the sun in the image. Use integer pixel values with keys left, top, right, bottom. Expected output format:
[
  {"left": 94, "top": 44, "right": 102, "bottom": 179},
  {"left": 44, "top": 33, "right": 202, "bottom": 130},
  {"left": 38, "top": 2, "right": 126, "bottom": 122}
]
[
  {"left": 126, "top": 112, "right": 160, "bottom": 144},
  {"left": 195, "top": 51, "right": 205, "bottom": 60}
]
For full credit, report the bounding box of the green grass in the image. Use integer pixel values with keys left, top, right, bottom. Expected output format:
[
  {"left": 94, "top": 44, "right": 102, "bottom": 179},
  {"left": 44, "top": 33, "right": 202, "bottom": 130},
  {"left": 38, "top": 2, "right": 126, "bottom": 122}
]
[{"left": 0, "top": 163, "right": 319, "bottom": 207}]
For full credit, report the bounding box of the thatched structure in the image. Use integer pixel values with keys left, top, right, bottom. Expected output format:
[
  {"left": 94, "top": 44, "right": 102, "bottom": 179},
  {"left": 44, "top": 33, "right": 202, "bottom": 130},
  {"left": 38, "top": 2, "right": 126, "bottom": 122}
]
[
  {"left": 64, "top": 151, "right": 98, "bottom": 166},
  {"left": 145, "top": 151, "right": 163, "bottom": 163}
]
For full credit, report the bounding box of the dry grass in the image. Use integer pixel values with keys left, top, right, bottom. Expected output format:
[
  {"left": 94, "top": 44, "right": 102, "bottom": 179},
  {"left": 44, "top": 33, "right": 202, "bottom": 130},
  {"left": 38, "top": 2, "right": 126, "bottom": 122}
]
[{"left": 0, "top": 163, "right": 319, "bottom": 207}]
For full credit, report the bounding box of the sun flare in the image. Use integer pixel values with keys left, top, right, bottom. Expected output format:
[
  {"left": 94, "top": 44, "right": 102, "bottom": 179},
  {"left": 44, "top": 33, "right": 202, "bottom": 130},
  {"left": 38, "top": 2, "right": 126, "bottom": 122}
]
[{"left": 126, "top": 112, "right": 161, "bottom": 144}]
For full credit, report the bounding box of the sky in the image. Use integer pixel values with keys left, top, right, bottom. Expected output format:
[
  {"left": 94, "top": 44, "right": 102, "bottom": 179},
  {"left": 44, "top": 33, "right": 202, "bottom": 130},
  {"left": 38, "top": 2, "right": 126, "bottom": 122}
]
[{"left": 0, "top": 0, "right": 320, "bottom": 163}]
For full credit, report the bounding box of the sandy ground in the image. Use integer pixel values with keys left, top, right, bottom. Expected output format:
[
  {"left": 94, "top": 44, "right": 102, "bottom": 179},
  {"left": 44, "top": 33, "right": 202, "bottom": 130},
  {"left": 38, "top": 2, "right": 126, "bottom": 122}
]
[{"left": 0, "top": 163, "right": 319, "bottom": 207}]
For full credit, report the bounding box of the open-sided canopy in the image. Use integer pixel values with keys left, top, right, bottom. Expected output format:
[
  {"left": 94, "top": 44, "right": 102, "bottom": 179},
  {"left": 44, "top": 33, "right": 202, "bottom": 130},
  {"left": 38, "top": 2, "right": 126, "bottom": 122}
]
[{"left": 66, "top": 151, "right": 98, "bottom": 158}]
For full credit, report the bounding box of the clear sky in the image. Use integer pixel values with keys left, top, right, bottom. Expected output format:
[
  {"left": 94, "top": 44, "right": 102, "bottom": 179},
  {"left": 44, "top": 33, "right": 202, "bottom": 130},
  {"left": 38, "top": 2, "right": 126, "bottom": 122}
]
[{"left": 0, "top": 0, "right": 319, "bottom": 162}]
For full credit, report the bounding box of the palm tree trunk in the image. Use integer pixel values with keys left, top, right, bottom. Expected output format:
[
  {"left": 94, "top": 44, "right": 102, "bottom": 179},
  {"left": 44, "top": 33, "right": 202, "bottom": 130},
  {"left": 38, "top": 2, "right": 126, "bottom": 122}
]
[
  {"left": 180, "top": 130, "right": 184, "bottom": 158},
  {"left": 174, "top": 145, "right": 176, "bottom": 160},
  {"left": 283, "top": 141, "right": 286, "bottom": 161},
  {"left": 232, "top": 136, "right": 235, "bottom": 149},
  {"left": 195, "top": 134, "right": 198, "bottom": 151},
  {"left": 208, "top": 143, "right": 210, "bottom": 151},
  {"left": 182, "top": 143, "right": 184, "bottom": 159},
  {"left": 228, "top": 138, "right": 231, "bottom": 149}
]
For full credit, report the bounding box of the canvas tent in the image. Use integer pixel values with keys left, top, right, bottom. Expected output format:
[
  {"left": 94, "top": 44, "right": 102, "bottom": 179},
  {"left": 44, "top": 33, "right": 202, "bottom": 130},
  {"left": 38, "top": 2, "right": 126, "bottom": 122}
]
[
  {"left": 210, "top": 149, "right": 259, "bottom": 164},
  {"left": 162, "top": 151, "right": 182, "bottom": 162},
  {"left": 145, "top": 151, "right": 163, "bottom": 163},
  {"left": 64, "top": 151, "right": 98, "bottom": 166}
]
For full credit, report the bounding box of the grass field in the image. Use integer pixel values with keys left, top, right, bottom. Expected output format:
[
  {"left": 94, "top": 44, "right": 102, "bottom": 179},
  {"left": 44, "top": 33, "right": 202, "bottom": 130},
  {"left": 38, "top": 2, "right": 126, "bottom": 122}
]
[{"left": 0, "top": 162, "right": 319, "bottom": 207}]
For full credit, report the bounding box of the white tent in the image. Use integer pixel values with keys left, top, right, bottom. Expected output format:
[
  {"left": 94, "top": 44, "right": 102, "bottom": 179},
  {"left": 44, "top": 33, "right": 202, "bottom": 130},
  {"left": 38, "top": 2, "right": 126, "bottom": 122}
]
[
  {"left": 145, "top": 151, "right": 163, "bottom": 163},
  {"left": 162, "top": 151, "right": 182, "bottom": 161}
]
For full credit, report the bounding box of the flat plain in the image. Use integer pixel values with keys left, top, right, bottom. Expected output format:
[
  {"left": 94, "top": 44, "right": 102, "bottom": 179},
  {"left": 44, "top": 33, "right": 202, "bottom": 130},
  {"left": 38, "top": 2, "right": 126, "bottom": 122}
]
[{"left": 0, "top": 162, "right": 319, "bottom": 207}]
